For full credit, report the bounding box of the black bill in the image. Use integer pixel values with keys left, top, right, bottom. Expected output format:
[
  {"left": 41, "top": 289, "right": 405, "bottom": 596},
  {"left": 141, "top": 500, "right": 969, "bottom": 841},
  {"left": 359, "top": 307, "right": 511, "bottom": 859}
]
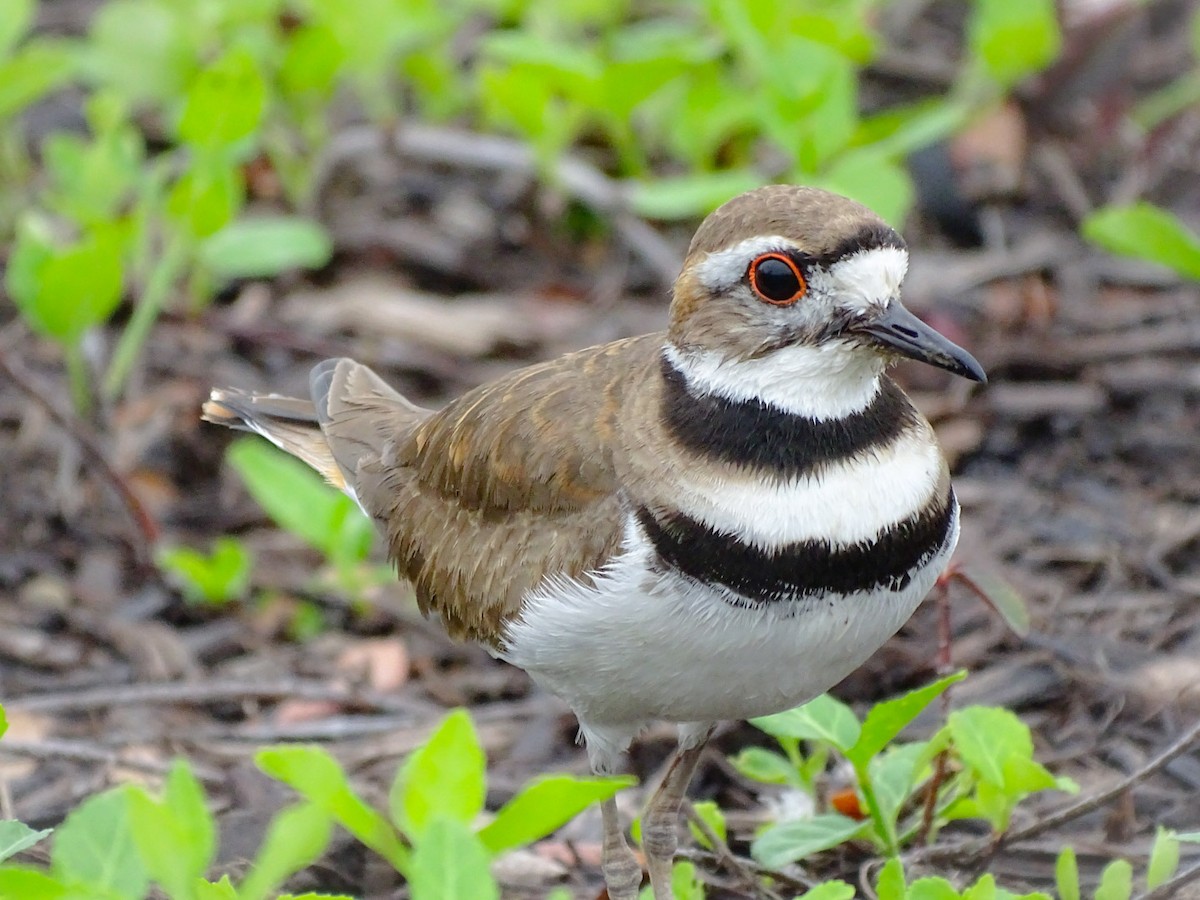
[{"left": 853, "top": 301, "right": 986, "bottom": 383}]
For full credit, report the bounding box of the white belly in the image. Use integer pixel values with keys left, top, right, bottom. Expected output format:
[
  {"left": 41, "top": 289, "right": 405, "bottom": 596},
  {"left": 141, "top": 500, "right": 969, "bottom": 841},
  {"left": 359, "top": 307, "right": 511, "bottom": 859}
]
[{"left": 501, "top": 506, "right": 958, "bottom": 750}]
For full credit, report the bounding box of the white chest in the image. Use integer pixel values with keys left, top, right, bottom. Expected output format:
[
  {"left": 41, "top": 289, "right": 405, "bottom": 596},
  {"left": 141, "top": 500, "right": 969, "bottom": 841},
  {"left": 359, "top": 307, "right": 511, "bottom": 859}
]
[{"left": 501, "top": 503, "right": 958, "bottom": 741}]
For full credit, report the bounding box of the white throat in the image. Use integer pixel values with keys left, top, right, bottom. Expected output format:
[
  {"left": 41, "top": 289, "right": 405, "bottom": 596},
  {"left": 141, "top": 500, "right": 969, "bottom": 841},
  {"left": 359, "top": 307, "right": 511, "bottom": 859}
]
[{"left": 663, "top": 341, "right": 885, "bottom": 420}]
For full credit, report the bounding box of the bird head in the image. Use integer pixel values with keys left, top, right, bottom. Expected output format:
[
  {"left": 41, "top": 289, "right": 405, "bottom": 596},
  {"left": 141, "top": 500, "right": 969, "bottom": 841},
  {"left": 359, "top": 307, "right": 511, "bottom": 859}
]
[{"left": 667, "top": 185, "right": 985, "bottom": 412}]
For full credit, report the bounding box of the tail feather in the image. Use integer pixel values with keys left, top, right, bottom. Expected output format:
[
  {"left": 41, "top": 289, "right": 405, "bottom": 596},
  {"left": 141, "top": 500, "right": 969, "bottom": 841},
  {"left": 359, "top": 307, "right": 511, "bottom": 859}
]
[
  {"left": 203, "top": 358, "right": 431, "bottom": 509},
  {"left": 202, "top": 388, "right": 351, "bottom": 494}
]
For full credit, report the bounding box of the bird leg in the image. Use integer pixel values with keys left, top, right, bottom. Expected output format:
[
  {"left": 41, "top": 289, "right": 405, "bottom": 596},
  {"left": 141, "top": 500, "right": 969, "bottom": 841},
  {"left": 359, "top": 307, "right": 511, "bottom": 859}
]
[
  {"left": 642, "top": 725, "right": 715, "bottom": 900},
  {"left": 600, "top": 795, "right": 643, "bottom": 900}
]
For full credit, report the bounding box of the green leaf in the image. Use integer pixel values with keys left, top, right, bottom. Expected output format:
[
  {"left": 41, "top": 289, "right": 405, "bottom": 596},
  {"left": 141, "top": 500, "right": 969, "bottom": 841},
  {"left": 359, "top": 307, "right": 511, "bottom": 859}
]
[
  {"left": 0, "top": 821, "right": 52, "bottom": 864},
  {"left": 280, "top": 24, "right": 346, "bottom": 99},
  {"left": 177, "top": 48, "right": 266, "bottom": 149},
  {"left": 1082, "top": 203, "right": 1200, "bottom": 280},
  {"left": 52, "top": 787, "right": 146, "bottom": 900},
  {"left": 961, "top": 874, "right": 997, "bottom": 900},
  {"left": 629, "top": 170, "right": 764, "bottom": 220},
  {"left": 869, "top": 741, "right": 929, "bottom": 827},
  {"left": 0, "top": 866, "right": 72, "bottom": 897},
  {"left": 968, "top": 0, "right": 1062, "bottom": 88},
  {"left": 198, "top": 217, "right": 333, "bottom": 280},
  {"left": 0, "top": 39, "right": 75, "bottom": 121},
  {"left": 816, "top": 151, "right": 914, "bottom": 229},
  {"left": 195, "top": 876, "right": 239, "bottom": 900},
  {"left": 43, "top": 96, "right": 145, "bottom": 226},
  {"left": 238, "top": 803, "right": 333, "bottom": 900},
  {"left": 0, "top": 0, "right": 33, "bottom": 54},
  {"left": 478, "top": 773, "right": 633, "bottom": 854},
  {"left": 83, "top": 0, "right": 196, "bottom": 106},
  {"left": 1094, "top": 859, "right": 1132, "bottom": 900},
  {"left": 1177, "top": 831, "right": 1200, "bottom": 843},
  {"left": 796, "top": 881, "right": 856, "bottom": 900},
  {"left": 951, "top": 565, "right": 1030, "bottom": 637},
  {"left": 408, "top": 818, "right": 499, "bottom": 900},
  {"left": 226, "top": 437, "right": 374, "bottom": 566},
  {"left": 1147, "top": 828, "right": 1180, "bottom": 890},
  {"left": 391, "top": 709, "right": 487, "bottom": 839},
  {"left": 875, "top": 857, "right": 906, "bottom": 900},
  {"left": 127, "top": 760, "right": 215, "bottom": 899},
  {"left": 0, "top": 703, "right": 6, "bottom": 738},
  {"left": 857, "top": 99, "right": 970, "bottom": 159},
  {"left": 947, "top": 706, "right": 1033, "bottom": 787},
  {"left": 1054, "top": 846, "right": 1079, "bottom": 900},
  {"left": 670, "top": 859, "right": 706, "bottom": 900},
  {"left": 256, "top": 745, "right": 408, "bottom": 873},
  {"left": 166, "top": 163, "right": 242, "bottom": 239},
  {"left": 6, "top": 217, "right": 127, "bottom": 345},
  {"left": 907, "top": 877, "right": 963, "bottom": 900},
  {"left": 845, "top": 672, "right": 964, "bottom": 770},
  {"left": 728, "top": 747, "right": 799, "bottom": 786},
  {"left": 750, "top": 813, "right": 864, "bottom": 868},
  {"left": 687, "top": 800, "right": 726, "bottom": 851},
  {"left": 751, "top": 694, "right": 861, "bottom": 752},
  {"left": 157, "top": 538, "right": 252, "bottom": 606}
]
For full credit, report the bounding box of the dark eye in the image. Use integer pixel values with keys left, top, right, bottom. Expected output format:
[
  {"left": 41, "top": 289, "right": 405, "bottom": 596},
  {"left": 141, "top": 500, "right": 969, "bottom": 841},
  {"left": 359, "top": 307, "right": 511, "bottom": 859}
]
[{"left": 749, "top": 254, "right": 806, "bottom": 305}]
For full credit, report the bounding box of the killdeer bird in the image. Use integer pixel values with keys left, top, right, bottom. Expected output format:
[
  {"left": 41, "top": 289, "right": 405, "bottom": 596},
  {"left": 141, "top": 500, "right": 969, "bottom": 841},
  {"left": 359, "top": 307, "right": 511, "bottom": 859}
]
[{"left": 203, "top": 185, "right": 985, "bottom": 900}]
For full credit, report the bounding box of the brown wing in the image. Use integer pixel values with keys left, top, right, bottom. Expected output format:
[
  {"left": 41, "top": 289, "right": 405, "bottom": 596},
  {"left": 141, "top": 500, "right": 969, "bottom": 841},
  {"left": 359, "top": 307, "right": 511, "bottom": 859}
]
[{"left": 345, "top": 334, "right": 664, "bottom": 644}]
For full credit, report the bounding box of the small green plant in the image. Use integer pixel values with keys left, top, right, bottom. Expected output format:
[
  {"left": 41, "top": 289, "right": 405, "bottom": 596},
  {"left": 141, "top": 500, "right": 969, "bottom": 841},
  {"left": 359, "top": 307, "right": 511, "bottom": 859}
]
[
  {"left": 157, "top": 537, "right": 254, "bottom": 607},
  {"left": 0, "top": 706, "right": 631, "bottom": 898},
  {"left": 3, "top": 0, "right": 1070, "bottom": 414},
  {"left": 739, "top": 673, "right": 1077, "bottom": 868},
  {"left": 224, "top": 436, "right": 388, "bottom": 602}
]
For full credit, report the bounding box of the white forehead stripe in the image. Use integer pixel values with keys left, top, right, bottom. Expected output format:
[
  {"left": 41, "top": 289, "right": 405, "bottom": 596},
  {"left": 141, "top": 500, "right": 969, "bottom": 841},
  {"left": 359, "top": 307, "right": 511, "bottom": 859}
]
[
  {"left": 692, "top": 235, "right": 800, "bottom": 292},
  {"left": 808, "top": 246, "right": 909, "bottom": 315}
]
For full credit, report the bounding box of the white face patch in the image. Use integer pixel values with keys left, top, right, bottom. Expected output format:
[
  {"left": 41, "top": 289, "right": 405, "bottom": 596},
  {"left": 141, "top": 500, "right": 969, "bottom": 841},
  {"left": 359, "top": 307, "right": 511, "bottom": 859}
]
[
  {"left": 692, "top": 234, "right": 802, "bottom": 293},
  {"left": 663, "top": 341, "right": 885, "bottom": 420},
  {"left": 807, "top": 246, "right": 909, "bottom": 316}
]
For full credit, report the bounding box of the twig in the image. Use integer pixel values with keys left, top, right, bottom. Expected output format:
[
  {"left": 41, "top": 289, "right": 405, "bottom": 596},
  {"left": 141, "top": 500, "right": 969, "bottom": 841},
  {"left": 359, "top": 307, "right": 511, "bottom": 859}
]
[
  {"left": 0, "top": 345, "right": 160, "bottom": 559},
  {"left": 674, "top": 848, "right": 815, "bottom": 896},
  {"left": 5, "top": 678, "right": 436, "bottom": 716},
  {"left": 917, "top": 574, "right": 955, "bottom": 845},
  {"left": 0, "top": 738, "right": 224, "bottom": 785},
  {"left": 682, "top": 799, "right": 784, "bottom": 900},
  {"left": 1003, "top": 717, "right": 1200, "bottom": 845},
  {"left": 1136, "top": 859, "right": 1200, "bottom": 900},
  {"left": 319, "top": 123, "right": 684, "bottom": 285}
]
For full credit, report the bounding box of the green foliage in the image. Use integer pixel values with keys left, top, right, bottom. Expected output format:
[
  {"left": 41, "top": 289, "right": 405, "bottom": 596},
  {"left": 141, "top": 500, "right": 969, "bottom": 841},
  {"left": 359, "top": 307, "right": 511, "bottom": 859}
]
[
  {"left": 0, "top": 708, "right": 631, "bottom": 898},
  {"left": 967, "top": 0, "right": 1061, "bottom": 90},
  {"left": 157, "top": 537, "right": 253, "bottom": 606},
  {"left": 746, "top": 672, "right": 1083, "bottom": 868},
  {"left": 942, "top": 706, "right": 1077, "bottom": 832},
  {"left": 1082, "top": 202, "right": 1200, "bottom": 280},
  {"left": 198, "top": 217, "right": 333, "bottom": 281},
  {"left": 258, "top": 708, "right": 631, "bottom": 896},
  {"left": 226, "top": 436, "right": 375, "bottom": 586}
]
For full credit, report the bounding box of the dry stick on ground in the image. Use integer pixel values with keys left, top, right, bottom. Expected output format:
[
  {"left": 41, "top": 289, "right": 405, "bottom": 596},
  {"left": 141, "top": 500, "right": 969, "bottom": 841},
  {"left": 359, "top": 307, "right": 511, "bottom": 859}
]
[
  {"left": 675, "top": 848, "right": 815, "bottom": 898},
  {"left": 0, "top": 346, "right": 160, "bottom": 560},
  {"left": 682, "top": 799, "right": 785, "bottom": 900},
  {"left": 318, "top": 123, "right": 685, "bottom": 286},
  {"left": 4, "top": 678, "right": 436, "bottom": 716},
  {"left": 0, "top": 738, "right": 225, "bottom": 785},
  {"left": 1137, "top": 859, "right": 1200, "bottom": 900}
]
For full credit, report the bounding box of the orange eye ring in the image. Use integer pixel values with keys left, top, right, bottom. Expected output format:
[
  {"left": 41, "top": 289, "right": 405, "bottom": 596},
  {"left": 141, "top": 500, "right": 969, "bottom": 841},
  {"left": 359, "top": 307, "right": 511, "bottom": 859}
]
[{"left": 748, "top": 253, "right": 806, "bottom": 305}]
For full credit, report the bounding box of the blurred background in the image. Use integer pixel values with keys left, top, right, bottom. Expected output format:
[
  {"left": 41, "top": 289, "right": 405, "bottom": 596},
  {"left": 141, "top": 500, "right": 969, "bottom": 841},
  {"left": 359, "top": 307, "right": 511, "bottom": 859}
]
[{"left": 1, "top": 0, "right": 1199, "bottom": 896}]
